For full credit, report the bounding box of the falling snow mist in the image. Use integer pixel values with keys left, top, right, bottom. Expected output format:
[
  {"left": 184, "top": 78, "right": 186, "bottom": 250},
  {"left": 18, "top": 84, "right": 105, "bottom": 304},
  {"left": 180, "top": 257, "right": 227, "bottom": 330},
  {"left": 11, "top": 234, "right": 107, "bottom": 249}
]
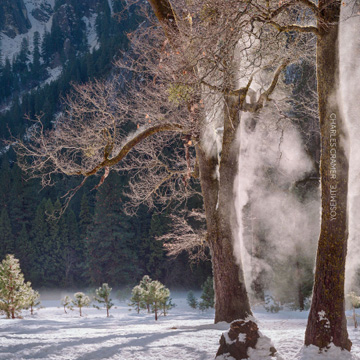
[
  {"left": 339, "top": 0, "right": 360, "bottom": 293},
  {"left": 234, "top": 102, "right": 320, "bottom": 305}
]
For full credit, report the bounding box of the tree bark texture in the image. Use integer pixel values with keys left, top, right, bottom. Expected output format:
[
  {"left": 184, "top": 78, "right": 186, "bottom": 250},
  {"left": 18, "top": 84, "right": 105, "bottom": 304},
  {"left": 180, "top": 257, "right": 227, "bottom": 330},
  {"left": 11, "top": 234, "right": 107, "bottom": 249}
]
[
  {"left": 305, "top": 1, "right": 351, "bottom": 350},
  {"left": 197, "top": 93, "right": 252, "bottom": 324}
]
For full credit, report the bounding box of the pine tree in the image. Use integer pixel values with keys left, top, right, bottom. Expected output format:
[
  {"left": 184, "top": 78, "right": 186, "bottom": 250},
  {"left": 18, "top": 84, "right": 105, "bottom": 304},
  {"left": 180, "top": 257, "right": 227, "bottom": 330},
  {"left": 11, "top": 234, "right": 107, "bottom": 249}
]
[
  {"left": 0, "top": 37, "right": 3, "bottom": 70},
  {"left": 198, "top": 277, "right": 215, "bottom": 311},
  {"left": 41, "top": 29, "right": 52, "bottom": 65},
  {"left": 187, "top": 291, "right": 198, "bottom": 309},
  {"left": 147, "top": 280, "right": 173, "bottom": 320},
  {"left": 131, "top": 276, "right": 173, "bottom": 320},
  {"left": 86, "top": 172, "right": 139, "bottom": 285},
  {"left": 138, "top": 211, "right": 166, "bottom": 280},
  {"left": 129, "top": 285, "right": 143, "bottom": 314},
  {"left": 61, "top": 295, "right": 72, "bottom": 314},
  {"left": 1, "top": 58, "right": 13, "bottom": 98},
  {"left": 30, "top": 199, "right": 49, "bottom": 284},
  {"left": 158, "top": 286, "right": 174, "bottom": 317},
  {"left": 31, "top": 31, "right": 41, "bottom": 80},
  {"left": 72, "top": 292, "right": 90, "bottom": 317},
  {"left": 93, "top": 283, "right": 113, "bottom": 317},
  {"left": 26, "top": 289, "right": 40, "bottom": 315},
  {"left": 0, "top": 208, "right": 14, "bottom": 260},
  {"left": 16, "top": 38, "right": 30, "bottom": 71},
  {"left": 139, "top": 275, "right": 153, "bottom": 313},
  {"left": 9, "top": 163, "right": 37, "bottom": 237},
  {"left": 0, "top": 255, "right": 32, "bottom": 319},
  {"left": 42, "top": 198, "right": 64, "bottom": 286},
  {"left": 15, "top": 224, "right": 32, "bottom": 278},
  {"left": 347, "top": 292, "right": 360, "bottom": 329},
  {"left": 0, "top": 156, "right": 11, "bottom": 207},
  {"left": 79, "top": 193, "right": 92, "bottom": 235},
  {"left": 96, "top": 0, "right": 111, "bottom": 44}
]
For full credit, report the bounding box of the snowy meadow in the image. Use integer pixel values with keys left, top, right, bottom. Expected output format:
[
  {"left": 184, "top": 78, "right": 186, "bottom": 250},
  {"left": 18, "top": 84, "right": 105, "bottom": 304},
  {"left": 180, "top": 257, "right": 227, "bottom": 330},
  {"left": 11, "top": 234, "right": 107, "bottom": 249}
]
[{"left": 0, "top": 291, "right": 359, "bottom": 360}]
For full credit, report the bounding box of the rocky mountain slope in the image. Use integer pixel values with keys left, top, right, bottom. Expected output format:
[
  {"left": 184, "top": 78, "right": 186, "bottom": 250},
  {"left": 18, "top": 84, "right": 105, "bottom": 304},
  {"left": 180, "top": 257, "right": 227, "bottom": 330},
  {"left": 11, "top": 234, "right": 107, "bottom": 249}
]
[
  {"left": 0, "top": 0, "right": 32, "bottom": 38},
  {"left": 0, "top": 0, "right": 102, "bottom": 74}
]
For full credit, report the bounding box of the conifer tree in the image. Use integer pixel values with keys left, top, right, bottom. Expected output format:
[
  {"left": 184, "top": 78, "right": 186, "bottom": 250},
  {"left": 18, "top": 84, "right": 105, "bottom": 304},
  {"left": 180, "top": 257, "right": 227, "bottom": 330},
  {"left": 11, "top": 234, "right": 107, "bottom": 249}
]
[
  {"left": 67, "top": 209, "right": 85, "bottom": 283},
  {"left": 16, "top": 38, "right": 30, "bottom": 73},
  {"left": 86, "top": 172, "right": 139, "bottom": 285},
  {"left": 198, "top": 277, "right": 214, "bottom": 311},
  {"left": 61, "top": 295, "right": 72, "bottom": 314},
  {"left": 148, "top": 280, "right": 163, "bottom": 321},
  {"left": 31, "top": 199, "right": 48, "bottom": 284},
  {"left": 1, "top": 59, "right": 12, "bottom": 98},
  {"left": 139, "top": 212, "right": 166, "bottom": 280},
  {"left": 0, "top": 38, "right": 3, "bottom": 69},
  {"left": 187, "top": 291, "right": 198, "bottom": 309},
  {"left": 43, "top": 198, "right": 63, "bottom": 286},
  {"left": 93, "top": 283, "right": 113, "bottom": 317},
  {"left": 79, "top": 193, "right": 92, "bottom": 235},
  {"left": 72, "top": 292, "right": 90, "bottom": 317},
  {"left": 129, "top": 285, "right": 143, "bottom": 314},
  {"left": 41, "top": 29, "right": 52, "bottom": 65},
  {"left": 26, "top": 288, "right": 40, "bottom": 315},
  {"left": 0, "top": 208, "right": 14, "bottom": 260},
  {"left": 347, "top": 292, "right": 360, "bottom": 329},
  {"left": 0, "top": 255, "right": 32, "bottom": 319},
  {"left": 15, "top": 224, "right": 32, "bottom": 278},
  {"left": 147, "top": 280, "right": 173, "bottom": 320},
  {"left": 158, "top": 286, "right": 173, "bottom": 317},
  {"left": 31, "top": 31, "right": 41, "bottom": 79},
  {"left": 9, "top": 163, "right": 35, "bottom": 236},
  {"left": 0, "top": 156, "right": 11, "bottom": 207},
  {"left": 139, "top": 275, "right": 153, "bottom": 313},
  {"left": 131, "top": 276, "right": 173, "bottom": 320}
]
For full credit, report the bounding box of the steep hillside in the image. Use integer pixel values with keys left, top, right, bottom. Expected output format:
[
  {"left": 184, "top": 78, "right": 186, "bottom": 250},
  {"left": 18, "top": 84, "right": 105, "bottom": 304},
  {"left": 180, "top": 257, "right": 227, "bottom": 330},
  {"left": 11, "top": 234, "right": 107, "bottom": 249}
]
[
  {"left": 0, "top": 0, "right": 31, "bottom": 38},
  {"left": 0, "top": 0, "right": 212, "bottom": 289}
]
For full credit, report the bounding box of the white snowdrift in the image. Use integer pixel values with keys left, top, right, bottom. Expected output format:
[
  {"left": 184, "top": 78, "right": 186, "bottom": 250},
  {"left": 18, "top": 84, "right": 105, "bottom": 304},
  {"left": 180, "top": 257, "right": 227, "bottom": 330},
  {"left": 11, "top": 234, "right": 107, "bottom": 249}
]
[{"left": 0, "top": 293, "right": 359, "bottom": 360}]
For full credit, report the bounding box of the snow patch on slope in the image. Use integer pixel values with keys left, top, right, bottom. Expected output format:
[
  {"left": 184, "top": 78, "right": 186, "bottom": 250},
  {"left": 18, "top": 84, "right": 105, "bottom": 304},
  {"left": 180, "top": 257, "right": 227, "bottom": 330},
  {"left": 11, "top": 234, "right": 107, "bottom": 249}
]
[
  {"left": 82, "top": 13, "right": 99, "bottom": 52},
  {"left": 1, "top": 0, "right": 54, "bottom": 62},
  {"left": 42, "top": 66, "right": 62, "bottom": 85}
]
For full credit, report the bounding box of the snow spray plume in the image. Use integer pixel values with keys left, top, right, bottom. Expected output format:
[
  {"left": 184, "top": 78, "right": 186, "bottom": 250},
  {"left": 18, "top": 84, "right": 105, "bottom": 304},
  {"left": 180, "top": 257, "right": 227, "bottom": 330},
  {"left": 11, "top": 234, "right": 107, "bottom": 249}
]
[
  {"left": 234, "top": 103, "right": 320, "bottom": 304},
  {"left": 339, "top": 0, "right": 360, "bottom": 293}
]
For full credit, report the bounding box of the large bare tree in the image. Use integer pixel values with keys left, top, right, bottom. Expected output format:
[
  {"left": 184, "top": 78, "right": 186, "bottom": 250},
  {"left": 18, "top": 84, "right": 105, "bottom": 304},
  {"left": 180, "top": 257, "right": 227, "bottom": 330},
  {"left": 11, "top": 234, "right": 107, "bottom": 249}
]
[
  {"left": 242, "top": 0, "right": 355, "bottom": 352},
  {"left": 16, "top": 0, "right": 292, "bottom": 327},
  {"left": 14, "top": 1, "right": 327, "bottom": 358}
]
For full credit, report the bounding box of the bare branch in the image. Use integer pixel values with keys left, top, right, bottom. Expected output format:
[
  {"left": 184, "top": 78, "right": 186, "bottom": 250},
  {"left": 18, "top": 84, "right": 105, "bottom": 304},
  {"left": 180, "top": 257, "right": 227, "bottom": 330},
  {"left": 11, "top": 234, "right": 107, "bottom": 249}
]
[
  {"left": 268, "top": 21, "right": 320, "bottom": 36},
  {"left": 158, "top": 211, "right": 209, "bottom": 263}
]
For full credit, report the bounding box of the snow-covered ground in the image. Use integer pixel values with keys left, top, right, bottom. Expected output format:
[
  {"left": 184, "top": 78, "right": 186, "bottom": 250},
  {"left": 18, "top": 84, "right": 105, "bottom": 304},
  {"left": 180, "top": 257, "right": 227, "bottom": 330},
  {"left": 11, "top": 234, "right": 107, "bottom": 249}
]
[{"left": 0, "top": 291, "right": 359, "bottom": 360}]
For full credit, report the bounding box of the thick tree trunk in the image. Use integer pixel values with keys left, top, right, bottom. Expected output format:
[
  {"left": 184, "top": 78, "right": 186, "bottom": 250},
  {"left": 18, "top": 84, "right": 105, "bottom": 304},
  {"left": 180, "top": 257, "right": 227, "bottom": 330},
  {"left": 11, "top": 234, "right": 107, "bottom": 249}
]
[
  {"left": 305, "top": 2, "right": 351, "bottom": 350},
  {"left": 147, "top": 0, "right": 253, "bottom": 325},
  {"left": 197, "top": 93, "right": 252, "bottom": 324}
]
